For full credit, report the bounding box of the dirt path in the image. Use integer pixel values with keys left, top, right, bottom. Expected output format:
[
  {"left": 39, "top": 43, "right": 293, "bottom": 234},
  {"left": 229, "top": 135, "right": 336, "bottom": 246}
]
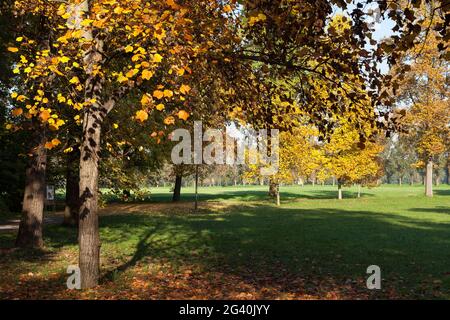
[{"left": 0, "top": 215, "right": 63, "bottom": 232}]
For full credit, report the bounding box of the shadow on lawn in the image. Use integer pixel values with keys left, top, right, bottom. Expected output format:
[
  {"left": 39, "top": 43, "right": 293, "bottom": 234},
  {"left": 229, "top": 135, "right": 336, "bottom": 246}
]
[
  {"left": 95, "top": 204, "right": 450, "bottom": 298},
  {"left": 143, "top": 189, "right": 374, "bottom": 203},
  {"left": 2, "top": 200, "right": 450, "bottom": 299},
  {"left": 408, "top": 206, "right": 450, "bottom": 215},
  {"left": 435, "top": 189, "right": 450, "bottom": 196}
]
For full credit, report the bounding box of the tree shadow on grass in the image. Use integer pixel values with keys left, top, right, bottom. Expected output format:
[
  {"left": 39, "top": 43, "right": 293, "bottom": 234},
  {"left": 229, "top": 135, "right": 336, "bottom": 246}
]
[
  {"left": 95, "top": 204, "right": 450, "bottom": 298},
  {"left": 125, "top": 188, "right": 375, "bottom": 204},
  {"left": 408, "top": 206, "right": 450, "bottom": 215},
  {"left": 3, "top": 200, "right": 450, "bottom": 299},
  {"left": 435, "top": 189, "right": 450, "bottom": 196}
]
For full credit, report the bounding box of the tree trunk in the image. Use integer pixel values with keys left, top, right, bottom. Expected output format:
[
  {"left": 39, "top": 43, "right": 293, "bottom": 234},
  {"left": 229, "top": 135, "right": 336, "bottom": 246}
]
[
  {"left": 194, "top": 165, "right": 199, "bottom": 211},
  {"left": 425, "top": 159, "right": 433, "bottom": 197},
  {"left": 446, "top": 162, "right": 450, "bottom": 185},
  {"left": 338, "top": 181, "right": 343, "bottom": 200},
  {"left": 172, "top": 174, "right": 182, "bottom": 202},
  {"left": 269, "top": 179, "right": 278, "bottom": 197},
  {"left": 435, "top": 174, "right": 440, "bottom": 186},
  {"left": 399, "top": 177, "right": 402, "bottom": 186},
  {"left": 357, "top": 184, "right": 361, "bottom": 198},
  {"left": 78, "top": 110, "right": 102, "bottom": 289},
  {"left": 16, "top": 134, "right": 47, "bottom": 248},
  {"left": 63, "top": 149, "right": 80, "bottom": 227}
]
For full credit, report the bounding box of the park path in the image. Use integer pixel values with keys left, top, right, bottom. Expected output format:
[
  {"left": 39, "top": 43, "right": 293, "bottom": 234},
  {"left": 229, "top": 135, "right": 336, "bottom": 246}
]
[{"left": 0, "top": 215, "right": 63, "bottom": 232}]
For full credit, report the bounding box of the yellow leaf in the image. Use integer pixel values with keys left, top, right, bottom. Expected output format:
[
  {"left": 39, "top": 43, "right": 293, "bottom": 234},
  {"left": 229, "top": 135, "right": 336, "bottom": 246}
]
[
  {"left": 59, "top": 56, "right": 70, "bottom": 63},
  {"left": 153, "top": 90, "right": 164, "bottom": 99},
  {"left": 163, "top": 89, "right": 173, "bottom": 98},
  {"left": 69, "top": 76, "right": 80, "bottom": 84},
  {"left": 113, "top": 123, "right": 119, "bottom": 129},
  {"left": 179, "top": 84, "right": 191, "bottom": 95},
  {"left": 80, "top": 19, "right": 93, "bottom": 27},
  {"left": 64, "top": 147, "right": 73, "bottom": 153},
  {"left": 166, "top": 0, "right": 180, "bottom": 10},
  {"left": 156, "top": 103, "right": 165, "bottom": 111},
  {"left": 164, "top": 116, "right": 175, "bottom": 125},
  {"left": 141, "top": 94, "right": 152, "bottom": 106},
  {"left": 153, "top": 53, "right": 163, "bottom": 63},
  {"left": 135, "top": 110, "right": 149, "bottom": 122},
  {"left": 16, "top": 95, "right": 27, "bottom": 102},
  {"left": 117, "top": 73, "right": 128, "bottom": 83},
  {"left": 177, "top": 68, "right": 185, "bottom": 76},
  {"left": 44, "top": 142, "right": 54, "bottom": 150},
  {"left": 11, "top": 92, "right": 18, "bottom": 99},
  {"left": 16, "top": 37, "right": 23, "bottom": 42},
  {"left": 39, "top": 110, "right": 51, "bottom": 122},
  {"left": 126, "top": 69, "right": 137, "bottom": 78},
  {"left": 125, "top": 45, "right": 133, "bottom": 53},
  {"left": 142, "top": 69, "right": 153, "bottom": 80},
  {"left": 177, "top": 110, "right": 189, "bottom": 121}
]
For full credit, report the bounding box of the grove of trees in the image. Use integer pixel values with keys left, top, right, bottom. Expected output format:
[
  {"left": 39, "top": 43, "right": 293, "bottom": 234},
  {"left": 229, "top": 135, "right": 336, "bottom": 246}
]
[{"left": 1, "top": 0, "right": 449, "bottom": 289}]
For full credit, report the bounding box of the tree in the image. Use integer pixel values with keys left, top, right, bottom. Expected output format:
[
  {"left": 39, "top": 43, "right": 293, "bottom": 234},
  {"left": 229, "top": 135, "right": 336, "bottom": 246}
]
[
  {"left": 394, "top": 24, "right": 449, "bottom": 197},
  {"left": 323, "top": 121, "right": 383, "bottom": 200}
]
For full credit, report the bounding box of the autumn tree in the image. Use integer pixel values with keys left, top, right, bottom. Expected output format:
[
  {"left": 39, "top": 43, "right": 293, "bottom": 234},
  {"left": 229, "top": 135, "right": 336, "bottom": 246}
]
[{"left": 393, "top": 11, "right": 449, "bottom": 196}]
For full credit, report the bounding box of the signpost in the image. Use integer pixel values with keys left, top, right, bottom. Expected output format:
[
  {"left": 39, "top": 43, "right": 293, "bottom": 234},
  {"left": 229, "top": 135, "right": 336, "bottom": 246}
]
[{"left": 46, "top": 185, "right": 56, "bottom": 212}]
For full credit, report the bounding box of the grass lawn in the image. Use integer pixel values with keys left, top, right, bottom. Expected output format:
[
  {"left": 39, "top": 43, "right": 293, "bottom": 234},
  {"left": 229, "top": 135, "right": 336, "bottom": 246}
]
[{"left": 1, "top": 184, "right": 449, "bottom": 299}]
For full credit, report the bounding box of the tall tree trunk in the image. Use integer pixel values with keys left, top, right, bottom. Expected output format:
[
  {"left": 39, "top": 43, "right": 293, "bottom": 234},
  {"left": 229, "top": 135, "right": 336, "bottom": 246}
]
[
  {"left": 16, "top": 133, "right": 47, "bottom": 248},
  {"left": 78, "top": 110, "right": 102, "bottom": 289},
  {"left": 63, "top": 149, "right": 80, "bottom": 227},
  {"left": 173, "top": 174, "right": 182, "bottom": 202},
  {"left": 269, "top": 179, "right": 278, "bottom": 197},
  {"left": 357, "top": 184, "right": 361, "bottom": 198},
  {"left": 338, "top": 180, "right": 343, "bottom": 200},
  {"left": 425, "top": 159, "right": 433, "bottom": 197},
  {"left": 446, "top": 162, "right": 450, "bottom": 185},
  {"left": 399, "top": 177, "right": 402, "bottom": 186},
  {"left": 194, "top": 165, "right": 199, "bottom": 211}
]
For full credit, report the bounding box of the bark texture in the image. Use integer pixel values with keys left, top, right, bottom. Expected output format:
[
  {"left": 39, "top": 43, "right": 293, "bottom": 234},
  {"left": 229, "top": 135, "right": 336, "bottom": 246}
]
[
  {"left": 16, "top": 134, "right": 47, "bottom": 248},
  {"left": 63, "top": 148, "right": 80, "bottom": 227},
  {"left": 425, "top": 159, "right": 433, "bottom": 197},
  {"left": 172, "top": 174, "right": 182, "bottom": 202}
]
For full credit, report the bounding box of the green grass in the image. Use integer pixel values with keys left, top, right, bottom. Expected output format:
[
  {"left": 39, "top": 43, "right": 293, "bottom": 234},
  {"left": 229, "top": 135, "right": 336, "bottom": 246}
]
[{"left": 1, "top": 184, "right": 449, "bottom": 299}]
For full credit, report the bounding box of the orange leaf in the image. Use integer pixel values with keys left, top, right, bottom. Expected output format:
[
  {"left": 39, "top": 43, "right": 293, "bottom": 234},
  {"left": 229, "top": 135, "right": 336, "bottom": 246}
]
[{"left": 136, "top": 110, "right": 149, "bottom": 122}]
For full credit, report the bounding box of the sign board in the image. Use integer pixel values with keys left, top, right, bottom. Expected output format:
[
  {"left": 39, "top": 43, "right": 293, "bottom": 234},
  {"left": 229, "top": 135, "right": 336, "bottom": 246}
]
[{"left": 46, "top": 185, "right": 55, "bottom": 201}]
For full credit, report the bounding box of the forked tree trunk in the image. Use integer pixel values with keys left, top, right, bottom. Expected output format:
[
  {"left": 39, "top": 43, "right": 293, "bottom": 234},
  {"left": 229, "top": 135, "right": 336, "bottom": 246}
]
[
  {"left": 78, "top": 110, "right": 102, "bottom": 289},
  {"left": 16, "top": 133, "right": 47, "bottom": 248},
  {"left": 63, "top": 149, "right": 80, "bottom": 227},
  {"left": 425, "top": 159, "right": 433, "bottom": 197},
  {"left": 173, "top": 174, "right": 182, "bottom": 202}
]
